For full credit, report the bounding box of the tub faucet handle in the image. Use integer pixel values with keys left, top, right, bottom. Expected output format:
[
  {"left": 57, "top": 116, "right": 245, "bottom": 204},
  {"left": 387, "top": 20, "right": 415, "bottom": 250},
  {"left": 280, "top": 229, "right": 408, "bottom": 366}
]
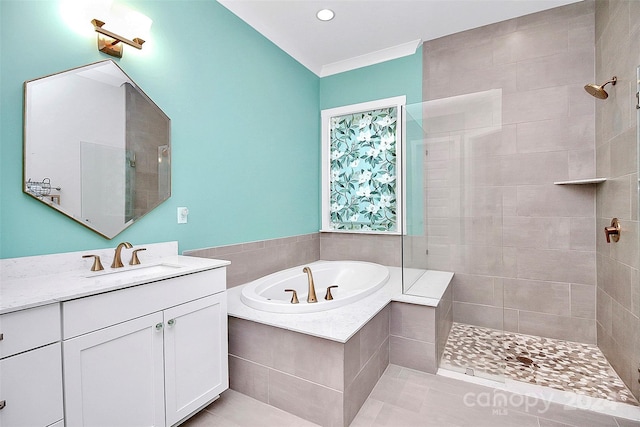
[
  {"left": 324, "top": 285, "right": 339, "bottom": 301},
  {"left": 284, "top": 289, "right": 299, "bottom": 304}
]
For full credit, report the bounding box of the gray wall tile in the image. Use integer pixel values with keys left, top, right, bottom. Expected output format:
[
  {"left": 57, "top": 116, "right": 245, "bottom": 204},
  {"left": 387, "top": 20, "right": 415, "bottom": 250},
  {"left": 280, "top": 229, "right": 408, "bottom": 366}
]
[
  {"left": 516, "top": 248, "right": 596, "bottom": 285},
  {"left": 229, "top": 317, "right": 344, "bottom": 391},
  {"left": 185, "top": 233, "right": 320, "bottom": 288},
  {"left": 453, "top": 302, "right": 504, "bottom": 330},
  {"left": 390, "top": 302, "right": 435, "bottom": 343},
  {"left": 358, "top": 306, "right": 390, "bottom": 368},
  {"left": 517, "top": 185, "right": 595, "bottom": 218},
  {"left": 516, "top": 115, "right": 594, "bottom": 154},
  {"left": 518, "top": 311, "right": 596, "bottom": 343},
  {"left": 343, "top": 338, "right": 388, "bottom": 426},
  {"left": 451, "top": 273, "right": 495, "bottom": 306},
  {"left": 228, "top": 317, "right": 281, "bottom": 367},
  {"left": 503, "top": 278, "right": 571, "bottom": 316},
  {"left": 268, "top": 370, "right": 344, "bottom": 427},
  {"left": 228, "top": 355, "right": 269, "bottom": 404},
  {"left": 595, "top": 76, "right": 640, "bottom": 399},
  {"left": 389, "top": 336, "right": 436, "bottom": 374},
  {"left": 319, "top": 233, "right": 402, "bottom": 267},
  {"left": 571, "top": 283, "right": 596, "bottom": 319},
  {"left": 272, "top": 329, "right": 345, "bottom": 391},
  {"left": 344, "top": 332, "right": 361, "bottom": 391},
  {"left": 420, "top": 0, "right": 598, "bottom": 345}
]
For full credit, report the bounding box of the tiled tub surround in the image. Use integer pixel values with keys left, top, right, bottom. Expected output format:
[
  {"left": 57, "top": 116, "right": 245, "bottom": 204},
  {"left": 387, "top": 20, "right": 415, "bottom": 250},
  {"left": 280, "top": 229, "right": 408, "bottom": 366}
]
[
  {"left": 319, "top": 232, "right": 402, "bottom": 267},
  {"left": 227, "top": 266, "right": 453, "bottom": 426},
  {"left": 185, "top": 232, "right": 403, "bottom": 289},
  {"left": 229, "top": 312, "right": 389, "bottom": 427},
  {"left": 390, "top": 281, "right": 453, "bottom": 374},
  {"left": 184, "top": 233, "right": 320, "bottom": 288}
]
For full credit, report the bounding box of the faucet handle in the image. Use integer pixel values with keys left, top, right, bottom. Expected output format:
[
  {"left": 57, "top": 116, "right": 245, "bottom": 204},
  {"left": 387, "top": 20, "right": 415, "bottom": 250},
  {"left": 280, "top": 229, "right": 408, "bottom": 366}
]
[
  {"left": 82, "top": 254, "right": 104, "bottom": 272},
  {"left": 284, "top": 289, "right": 299, "bottom": 304},
  {"left": 324, "top": 285, "right": 339, "bottom": 301},
  {"left": 604, "top": 218, "right": 621, "bottom": 243},
  {"left": 130, "top": 248, "right": 147, "bottom": 265}
]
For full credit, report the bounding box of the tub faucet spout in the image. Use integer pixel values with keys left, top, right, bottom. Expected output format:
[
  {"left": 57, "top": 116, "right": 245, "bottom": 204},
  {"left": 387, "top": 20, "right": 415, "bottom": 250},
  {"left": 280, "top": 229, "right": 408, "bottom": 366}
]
[{"left": 302, "top": 266, "right": 318, "bottom": 303}]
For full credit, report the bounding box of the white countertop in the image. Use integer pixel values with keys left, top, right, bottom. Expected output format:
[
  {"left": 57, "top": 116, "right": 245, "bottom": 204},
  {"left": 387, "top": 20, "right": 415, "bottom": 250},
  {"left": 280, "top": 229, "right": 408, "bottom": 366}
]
[
  {"left": 227, "top": 264, "right": 453, "bottom": 343},
  {"left": 0, "top": 242, "right": 229, "bottom": 315}
]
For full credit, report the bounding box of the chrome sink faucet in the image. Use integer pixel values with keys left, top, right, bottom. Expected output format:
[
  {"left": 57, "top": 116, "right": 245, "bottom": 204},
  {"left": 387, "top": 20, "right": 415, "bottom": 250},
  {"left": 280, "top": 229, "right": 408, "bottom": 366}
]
[
  {"left": 111, "top": 242, "right": 133, "bottom": 268},
  {"left": 302, "top": 266, "right": 318, "bottom": 303}
]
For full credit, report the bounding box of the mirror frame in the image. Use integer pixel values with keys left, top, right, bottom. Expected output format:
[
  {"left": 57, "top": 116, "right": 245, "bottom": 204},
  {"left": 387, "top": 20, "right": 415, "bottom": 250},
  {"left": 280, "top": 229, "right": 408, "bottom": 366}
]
[{"left": 23, "top": 60, "right": 171, "bottom": 239}]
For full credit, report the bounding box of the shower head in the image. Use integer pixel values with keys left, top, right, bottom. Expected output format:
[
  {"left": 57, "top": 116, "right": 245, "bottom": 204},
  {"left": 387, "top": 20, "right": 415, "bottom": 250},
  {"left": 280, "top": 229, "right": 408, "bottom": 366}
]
[{"left": 584, "top": 76, "right": 617, "bottom": 99}]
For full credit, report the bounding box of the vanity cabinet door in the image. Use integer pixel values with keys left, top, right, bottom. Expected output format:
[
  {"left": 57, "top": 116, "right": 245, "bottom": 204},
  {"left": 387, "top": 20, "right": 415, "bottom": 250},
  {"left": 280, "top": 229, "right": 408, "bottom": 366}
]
[
  {"left": 164, "top": 293, "right": 228, "bottom": 426},
  {"left": 63, "top": 311, "right": 166, "bottom": 427},
  {"left": 0, "top": 342, "right": 63, "bottom": 427}
]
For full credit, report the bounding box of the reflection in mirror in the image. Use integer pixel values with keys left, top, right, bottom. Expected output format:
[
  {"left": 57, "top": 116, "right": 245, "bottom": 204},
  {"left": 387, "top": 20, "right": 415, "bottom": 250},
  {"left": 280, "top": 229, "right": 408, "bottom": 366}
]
[{"left": 24, "top": 60, "right": 171, "bottom": 239}]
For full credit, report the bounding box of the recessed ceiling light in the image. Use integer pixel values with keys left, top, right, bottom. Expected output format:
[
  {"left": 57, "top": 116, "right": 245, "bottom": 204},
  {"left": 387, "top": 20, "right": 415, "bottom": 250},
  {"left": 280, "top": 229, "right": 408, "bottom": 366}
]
[{"left": 316, "top": 9, "right": 335, "bottom": 21}]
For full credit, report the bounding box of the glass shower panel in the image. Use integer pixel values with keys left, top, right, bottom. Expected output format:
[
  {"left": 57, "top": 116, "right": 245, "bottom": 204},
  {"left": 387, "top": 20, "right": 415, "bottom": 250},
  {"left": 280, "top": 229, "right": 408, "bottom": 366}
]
[
  {"left": 81, "top": 141, "right": 126, "bottom": 238},
  {"left": 402, "top": 90, "right": 506, "bottom": 382}
]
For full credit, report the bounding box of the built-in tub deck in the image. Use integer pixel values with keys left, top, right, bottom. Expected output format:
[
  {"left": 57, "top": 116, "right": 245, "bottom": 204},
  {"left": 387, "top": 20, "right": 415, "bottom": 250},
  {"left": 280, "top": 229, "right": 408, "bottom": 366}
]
[
  {"left": 226, "top": 262, "right": 454, "bottom": 427},
  {"left": 226, "top": 263, "right": 453, "bottom": 343}
]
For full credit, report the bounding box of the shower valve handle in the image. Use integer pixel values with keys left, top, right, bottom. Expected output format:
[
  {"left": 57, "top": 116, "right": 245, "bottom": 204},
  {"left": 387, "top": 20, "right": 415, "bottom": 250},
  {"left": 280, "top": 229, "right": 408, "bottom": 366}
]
[{"left": 604, "top": 218, "right": 621, "bottom": 243}]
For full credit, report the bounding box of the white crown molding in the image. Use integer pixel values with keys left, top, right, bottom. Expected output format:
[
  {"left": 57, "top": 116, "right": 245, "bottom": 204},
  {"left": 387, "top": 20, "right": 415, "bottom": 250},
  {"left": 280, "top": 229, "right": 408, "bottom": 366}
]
[{"left": 319, "top": 39, "right": 422, "bottom": 78}]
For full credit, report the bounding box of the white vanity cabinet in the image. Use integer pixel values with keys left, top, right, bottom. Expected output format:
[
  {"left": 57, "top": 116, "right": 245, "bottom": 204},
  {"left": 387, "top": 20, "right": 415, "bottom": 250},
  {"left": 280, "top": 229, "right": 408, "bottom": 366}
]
[
  {"left": 0, "top": 303, "right": 64, "bottom": 427},
  {"left": 62, "top": 267, "right": 228, "bottom": 427}
]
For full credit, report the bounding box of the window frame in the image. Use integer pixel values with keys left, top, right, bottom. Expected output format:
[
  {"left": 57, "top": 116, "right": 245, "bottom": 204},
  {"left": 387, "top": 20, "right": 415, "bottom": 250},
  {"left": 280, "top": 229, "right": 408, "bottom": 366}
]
[{"left": 320, "top": 96, "right": 406, "bottom": 234}]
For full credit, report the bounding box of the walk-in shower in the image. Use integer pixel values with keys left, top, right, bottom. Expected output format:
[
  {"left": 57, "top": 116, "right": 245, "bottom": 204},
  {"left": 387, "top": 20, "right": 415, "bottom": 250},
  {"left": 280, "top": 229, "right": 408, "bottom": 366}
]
[{"left": 401, "top": 89, "right": 639, "bottom": 411}]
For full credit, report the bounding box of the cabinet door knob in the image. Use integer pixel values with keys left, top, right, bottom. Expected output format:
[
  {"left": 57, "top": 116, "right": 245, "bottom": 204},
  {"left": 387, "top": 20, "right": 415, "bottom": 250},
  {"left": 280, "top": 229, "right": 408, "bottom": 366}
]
[
  {"left": 0, "top": 400, "right": 6, "bottom": 410},
  {"left": 0, "top": 333, "right": 3, "bottom": 341},
  {"left": 155, "top": 323, "right": 163, "bottom": 331},
  {"left": 167, "top": 319, "right": 176, "bottom": 327}
]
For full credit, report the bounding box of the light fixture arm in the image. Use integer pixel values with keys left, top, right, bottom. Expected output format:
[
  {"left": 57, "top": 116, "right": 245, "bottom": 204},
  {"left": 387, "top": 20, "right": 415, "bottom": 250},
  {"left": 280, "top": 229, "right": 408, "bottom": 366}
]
[{"left": 92, "top": 19, "right": 145, "bottom": 50}]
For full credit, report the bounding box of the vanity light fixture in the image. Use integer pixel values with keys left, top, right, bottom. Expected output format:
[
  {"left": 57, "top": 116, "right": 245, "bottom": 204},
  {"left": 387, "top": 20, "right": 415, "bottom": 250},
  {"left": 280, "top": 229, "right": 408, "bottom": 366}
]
[
  {"left": 316, "top": 9, "right": 335, "bottom": 21},
  {"left": 91, "top": 19, "right": 144, "bottom": 57},
  {"left": 90, "top": 7, "right": 152, "bottom": 58}
]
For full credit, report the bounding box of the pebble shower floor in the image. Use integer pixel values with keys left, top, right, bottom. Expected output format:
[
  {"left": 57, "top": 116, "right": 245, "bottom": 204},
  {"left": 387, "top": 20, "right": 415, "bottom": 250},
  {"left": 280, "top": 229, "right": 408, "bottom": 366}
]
[{"left": 441, "top": 322, "right": 638, "bottom": 406}]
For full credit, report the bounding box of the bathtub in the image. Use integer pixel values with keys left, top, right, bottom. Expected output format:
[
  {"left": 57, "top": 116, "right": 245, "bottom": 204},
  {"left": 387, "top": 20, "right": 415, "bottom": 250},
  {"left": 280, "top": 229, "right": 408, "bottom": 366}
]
[{"left": 240, "top": 261, "right": 390, "bottom": 313}]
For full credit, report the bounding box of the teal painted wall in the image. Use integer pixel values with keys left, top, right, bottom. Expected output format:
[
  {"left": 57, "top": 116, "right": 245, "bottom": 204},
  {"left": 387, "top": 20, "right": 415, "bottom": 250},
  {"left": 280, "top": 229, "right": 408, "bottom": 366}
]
[
  {"left": 0, "top": 0, "right": 320, "bottom": 258},
  {"left": 319, "top": 48, "right": 424, "bottom": 235},
  {"left": 319, "top": 47, "right": 423, "bottom": 110}
]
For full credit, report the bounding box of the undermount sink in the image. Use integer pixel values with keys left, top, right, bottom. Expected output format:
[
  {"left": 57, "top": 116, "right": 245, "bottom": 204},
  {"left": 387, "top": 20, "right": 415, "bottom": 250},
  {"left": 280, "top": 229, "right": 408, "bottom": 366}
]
[{"left": 85, "top": 263, "right": 184, "bottom": 280}]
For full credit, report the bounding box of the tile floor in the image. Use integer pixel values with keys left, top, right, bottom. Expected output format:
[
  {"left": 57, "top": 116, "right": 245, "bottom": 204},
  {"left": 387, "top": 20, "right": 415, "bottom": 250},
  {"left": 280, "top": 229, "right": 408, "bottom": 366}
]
[
  {"left": 183, "top": 365, "right": 640, "bottom": 427},
  {"left": 441, "top": 323, "right": 638, "bottom": 406}
]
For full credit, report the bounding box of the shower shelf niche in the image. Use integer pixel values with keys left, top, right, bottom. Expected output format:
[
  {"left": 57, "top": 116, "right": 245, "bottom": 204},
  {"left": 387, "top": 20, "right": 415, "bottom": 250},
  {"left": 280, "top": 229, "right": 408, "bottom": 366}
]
[{"left": 553, "top": 178, "right": 607, "bottom": 185}]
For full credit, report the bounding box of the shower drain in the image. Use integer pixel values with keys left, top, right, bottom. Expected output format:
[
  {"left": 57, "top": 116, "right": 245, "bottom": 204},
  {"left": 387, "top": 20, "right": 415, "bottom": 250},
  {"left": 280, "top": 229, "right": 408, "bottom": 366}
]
[{"left": 516, "top": 355, "right": 534, "bottom": 366}]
